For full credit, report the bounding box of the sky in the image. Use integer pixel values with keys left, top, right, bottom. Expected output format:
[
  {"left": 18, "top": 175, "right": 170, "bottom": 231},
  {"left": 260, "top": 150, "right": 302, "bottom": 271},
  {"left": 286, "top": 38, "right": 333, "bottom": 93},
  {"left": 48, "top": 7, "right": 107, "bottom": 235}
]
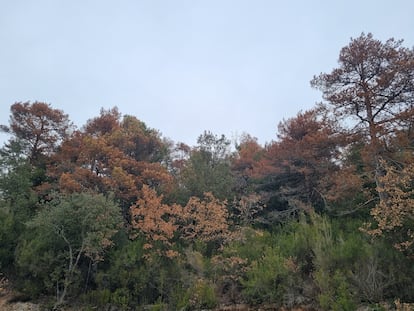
[{"left": 1, "top": 0, "right": 414, "bottom": 147}]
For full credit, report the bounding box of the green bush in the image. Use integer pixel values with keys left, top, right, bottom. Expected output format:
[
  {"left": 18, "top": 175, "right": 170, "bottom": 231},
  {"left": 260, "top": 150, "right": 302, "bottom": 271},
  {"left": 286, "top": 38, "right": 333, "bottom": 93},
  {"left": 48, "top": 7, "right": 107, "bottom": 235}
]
[
  {"left": 94, "top": 236, "right": 190, "bottom": 309},
  {"left": 0, "top": 208, "right": 17, "bottom": 270},
  {"left": 111, "top": 288, "right": 130, "bottom": 310},
  {"left": 168, "top": 284, "right": 191, "bottom": 311},
  {"left": 187, "top": 278, "right": 217, "bottom": 310},
  {"left": 316, "top": 269, "right": 356, "bottom": 311},
  {"left": 242, "top": 246, "right": 288, "bottom": 305},
  {"left": 80, "top": 289, "right": 111, "bottom": 307}
]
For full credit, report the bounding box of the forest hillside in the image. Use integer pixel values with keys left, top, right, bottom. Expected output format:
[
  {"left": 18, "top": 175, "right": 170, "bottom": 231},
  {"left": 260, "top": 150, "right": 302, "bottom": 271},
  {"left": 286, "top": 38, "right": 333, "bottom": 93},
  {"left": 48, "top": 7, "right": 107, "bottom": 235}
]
[{"left": 1, "top": 33, "right": 414, "bottom": 310}]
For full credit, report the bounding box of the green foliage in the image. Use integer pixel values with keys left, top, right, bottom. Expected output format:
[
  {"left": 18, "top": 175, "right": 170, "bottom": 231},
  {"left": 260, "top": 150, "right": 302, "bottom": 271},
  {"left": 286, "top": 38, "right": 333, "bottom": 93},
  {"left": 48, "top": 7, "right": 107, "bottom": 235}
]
[
  {"left": 96, "top": 235, "right": 146, "bottom": 289},
  {"left": 2, "top": 83, "right": 414, "bottom": 310},
  {"left": 15, "top": 229, "right": 66, "bottom": 297},
  {"left": 242, "top": 246, "right": 288, "bottom": 305},
  {"left": 222, "top": 227, "right": 273, "bottom": 262},
  {"left": 15, "top": 192, "right": 122, "bottom": 305},
  {"left": 302, "top": 214, "right": 358, "bottom": 310},
  {"left": 111, "top": 288, "right": 130, "bottom": 310},
  {"left": 93, "top": 235, "right": 187, "bottom": 309},
  {"left": 148, "top": 301, "right": 168, "bottom": 311},
  {"left": 178, "top": 131, "right": 234, "bottom": 201},
  {"left": 0, "top": 141, "right": 38, "bottom": 272},
  {"left": 0, "top": 208, "right": 16, "bottom": 270},
  {"left": 168, "top": 285, "right": 191, "bottom": 311},
  {"left": 188, "top": 278, "right": 217, "bottom": 309},
  {"left": 80, "top": 288, "right": 111, "bottom": 307},
  {"left": 219, "top": 215, "right": 401, "bottom": 308},
  {"left": 316, "top": 269, "right": 356, "bottom": 311},
  {"left": 0, "top": 141, "right": 38, "bottom": 216}
]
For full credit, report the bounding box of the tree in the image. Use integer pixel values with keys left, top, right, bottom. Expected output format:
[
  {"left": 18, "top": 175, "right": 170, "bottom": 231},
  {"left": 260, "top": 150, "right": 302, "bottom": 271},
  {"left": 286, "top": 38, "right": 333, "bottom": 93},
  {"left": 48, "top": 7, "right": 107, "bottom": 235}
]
[
  {"left": 16, "top": 192, "right": 121, "bottom": 307},
  {"left": 311, "top": 33, "right": 414, "bottom": 200},
  {"left": 130, "top": 185, "right": 180, "bottom": 258},
  {"left": 47, "top": 108, "right": 173, "bottom": 213},
  {"left": 2, "top": 102, "right": 72, "bottom": 165},
  {"left": 168, "top": 142, "right": 191, "bottom": 180},
  {"left": 83, "top": 107, "right": 121, "bottom": 136},
  {"left": 181, "top": 192, "right": 229, "bottom": 247},
  {"left": 363, "top": 160, "right": 414, "bottom": 254},
  {"left": 232, "top": 134, "right": 264, "bottom": 179},
  {"left": 253, "top": 108, "right": 343, "bottom": 220},
  {"left": 231, "top": 134, "right": 265, "bottom": 195},
  {"left": 178, "top": 131, "right": 234, "bottom": 201},
  {"left": 130, "top": 186, "right": 230, "bottom": 257},
  {"left": 0, "top": 140, "right": 38, "bottom": 271},
  {"left": 110, "top": 114, "right": 169, "bottom": 163}
]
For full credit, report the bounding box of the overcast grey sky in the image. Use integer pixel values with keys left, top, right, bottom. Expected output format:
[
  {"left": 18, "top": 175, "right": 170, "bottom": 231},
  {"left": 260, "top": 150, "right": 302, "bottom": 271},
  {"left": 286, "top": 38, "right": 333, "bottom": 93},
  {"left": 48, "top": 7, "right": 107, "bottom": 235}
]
[{"left": 1, "top": 1, "right": 414, "bottom": 147}]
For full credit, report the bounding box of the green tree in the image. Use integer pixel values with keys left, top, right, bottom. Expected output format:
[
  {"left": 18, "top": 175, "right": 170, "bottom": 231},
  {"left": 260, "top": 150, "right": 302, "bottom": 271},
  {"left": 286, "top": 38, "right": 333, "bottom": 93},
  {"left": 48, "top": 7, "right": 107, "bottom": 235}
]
[
  {"left": 0, "top": 140, "right": 38, "bottom": 271},
  {"left": 179, "top": 131, "right": 234, "bottom": 201},
  {"left": 16, "top": 192, "right": 121, "bottom": 307}
]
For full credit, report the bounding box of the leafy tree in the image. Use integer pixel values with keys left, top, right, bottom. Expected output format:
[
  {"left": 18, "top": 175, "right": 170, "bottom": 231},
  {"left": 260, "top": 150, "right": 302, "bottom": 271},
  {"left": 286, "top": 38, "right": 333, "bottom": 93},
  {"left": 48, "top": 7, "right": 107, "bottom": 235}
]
[
  {"left": 232, "top": 134, "right": 264, "bottom": 173},
  {"left": 178, "top": 131, "right": 234, "bottom": 201},
  {"left": 0, "top": 140, "right": 36, "bottom": 213},
  {"left": 2, "top": 102, "right": 72, "bottom": 165},
  {"left": 130, "top": 185, "right": 180, "bottom": 258},
  {"left": 47, "top": 108, "right": 173, "bottom": 214},
  {"left": 130, "top": 185, "right": 230, "bottom": 257},
  {"left": 169, "top": 142, "right": 191, "bottom": 174},
  {"left": 0, "top": 140, "right": 38, "bottom": 271},
  {"left": 16, "top": 192, "right": 121, "bottom": 307},
  {"left": 363, "top": 160, "right": 414, "bottom": 254},
  {"left": 83, "top": 107, "right": 121, "bottom": 136},
  {"left": 110, "top": 114, "right": 169, "bottom": 163},
  {"left": 231, "top": 134, "right": 265, "bottom": 195},
  {"left": 83, "top": 107, "right": 168, "bottom": 163},
  {"left": 273, "top": 107, "right": 342, "bottom": 205},
  {"left": 311, "top": 33, "right": 414, "bottom": 201},
  {"left": 181, "top": 192, "right": 229, "bottom": 248},
  {"left": 251, "top": 108, "right": 344, "bottom": 223},
  {"left": 321, "top": 140, "right": 375, "bottom": 217}
]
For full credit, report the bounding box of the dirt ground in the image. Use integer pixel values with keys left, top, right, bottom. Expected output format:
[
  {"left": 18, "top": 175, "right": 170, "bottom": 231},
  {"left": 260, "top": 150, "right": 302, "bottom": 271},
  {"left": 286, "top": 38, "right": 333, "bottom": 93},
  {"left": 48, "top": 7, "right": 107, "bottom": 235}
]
[
  {"left": 0, "top": 291, "right": 40, "bottom": 311},
  {"left": 0, "top": 275, "right": 39, "bottom": 311}
]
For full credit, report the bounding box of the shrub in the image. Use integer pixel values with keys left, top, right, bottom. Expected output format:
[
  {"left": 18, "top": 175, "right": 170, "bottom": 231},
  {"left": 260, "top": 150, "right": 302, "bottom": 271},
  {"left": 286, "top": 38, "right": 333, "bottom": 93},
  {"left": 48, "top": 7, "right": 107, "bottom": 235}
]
[
  {"left": 242, "top": 246, "right": 288, "bottom": 305},
  {"left": 187, "top": 278, "right": 217, "bottom": 310}
]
